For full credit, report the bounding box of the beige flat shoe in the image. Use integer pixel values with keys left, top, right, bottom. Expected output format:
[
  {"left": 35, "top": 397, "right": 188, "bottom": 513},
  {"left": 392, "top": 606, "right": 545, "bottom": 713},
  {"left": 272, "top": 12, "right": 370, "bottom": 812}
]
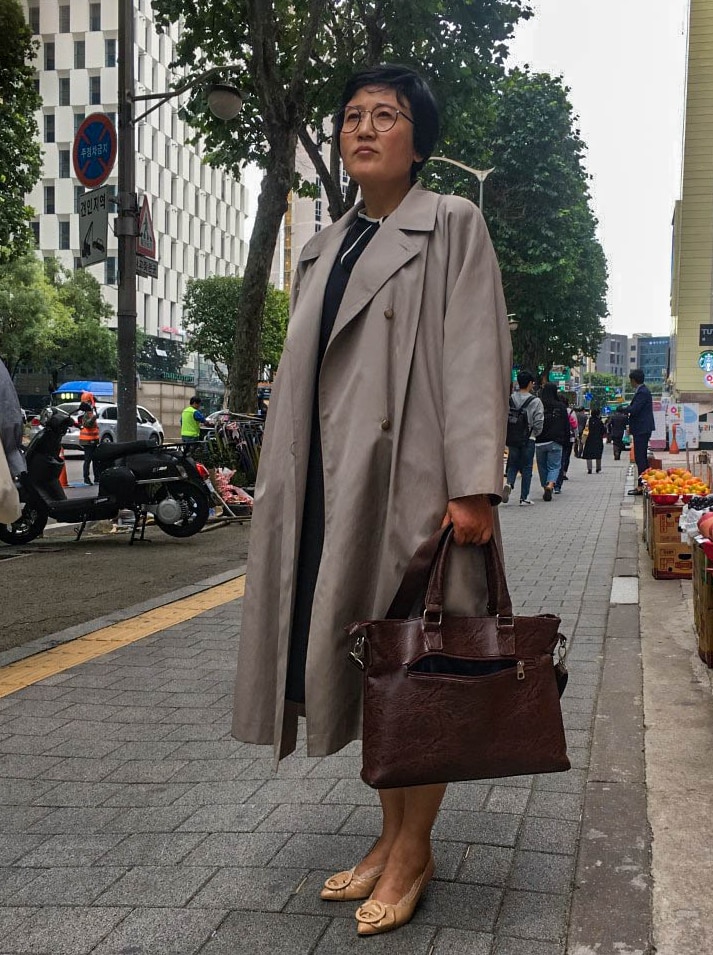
[
  {"left": 320, "top": 863, "right": 385, "bottom": 901},
  {"left": 355, "top": 856, "right": 435, "bottom": 935}
]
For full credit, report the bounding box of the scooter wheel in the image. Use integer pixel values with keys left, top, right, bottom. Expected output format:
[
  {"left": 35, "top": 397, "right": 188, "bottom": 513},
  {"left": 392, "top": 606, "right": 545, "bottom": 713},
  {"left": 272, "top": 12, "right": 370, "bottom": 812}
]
[
  {"left": 0, "top": 502, "right": 48, "bottom": 545},
  {"left": 154, "top": 481, "right": 209, "bottom": 538}
]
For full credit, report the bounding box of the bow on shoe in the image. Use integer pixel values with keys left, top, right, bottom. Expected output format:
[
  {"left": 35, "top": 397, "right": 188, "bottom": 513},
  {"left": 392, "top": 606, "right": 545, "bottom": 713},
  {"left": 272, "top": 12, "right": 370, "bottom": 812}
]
[{"left": 355, "top": 900, "right": 396, "bottom": 928}]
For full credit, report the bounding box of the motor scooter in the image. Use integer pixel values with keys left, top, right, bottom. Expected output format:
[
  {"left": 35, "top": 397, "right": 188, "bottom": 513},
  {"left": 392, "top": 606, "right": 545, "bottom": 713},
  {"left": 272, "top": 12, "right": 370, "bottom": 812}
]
[{"left": 0, "top": 408, "right": 211, "bottom": 545}]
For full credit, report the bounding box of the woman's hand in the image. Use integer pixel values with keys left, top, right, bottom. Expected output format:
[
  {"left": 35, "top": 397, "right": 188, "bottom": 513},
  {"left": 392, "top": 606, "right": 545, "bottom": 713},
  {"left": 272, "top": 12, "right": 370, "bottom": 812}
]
[{"left": 441, "top": 494, "right": 494, "bottom": 546}]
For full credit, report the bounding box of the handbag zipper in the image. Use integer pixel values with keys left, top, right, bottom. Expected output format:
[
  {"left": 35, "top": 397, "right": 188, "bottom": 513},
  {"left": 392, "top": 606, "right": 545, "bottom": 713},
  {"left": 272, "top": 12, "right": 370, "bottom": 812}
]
[{"left": 406, "top": 658, "right": 530, "bottom": 683}]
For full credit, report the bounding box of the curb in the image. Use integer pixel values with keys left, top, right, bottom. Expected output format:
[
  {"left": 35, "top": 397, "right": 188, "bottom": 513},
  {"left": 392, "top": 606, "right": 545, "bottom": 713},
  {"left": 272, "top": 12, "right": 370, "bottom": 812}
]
[
  {"left": 567, "top": 477, "right": 654, "bottom": 954},
  {"left": 0, "top": 564, "right": 247, "bottom": 670}
]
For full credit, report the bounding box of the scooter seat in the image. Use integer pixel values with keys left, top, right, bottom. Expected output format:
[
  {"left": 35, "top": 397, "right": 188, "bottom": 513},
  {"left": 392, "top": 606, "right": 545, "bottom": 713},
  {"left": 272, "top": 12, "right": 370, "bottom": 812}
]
[{"left": 94, "top": 440, "right": 155, "bottom": 464}]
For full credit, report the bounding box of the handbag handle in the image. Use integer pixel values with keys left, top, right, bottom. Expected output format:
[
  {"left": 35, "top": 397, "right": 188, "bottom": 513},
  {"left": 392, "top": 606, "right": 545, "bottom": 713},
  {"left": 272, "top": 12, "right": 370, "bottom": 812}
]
[{"left": 387, "top": 524, "right": 513, "bottom": 623}]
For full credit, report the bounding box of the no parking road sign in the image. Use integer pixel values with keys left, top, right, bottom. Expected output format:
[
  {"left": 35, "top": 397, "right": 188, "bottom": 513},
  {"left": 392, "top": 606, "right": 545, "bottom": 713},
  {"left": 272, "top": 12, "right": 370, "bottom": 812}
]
[{"left": 73, "top": 113, "right": 117, "bottom": 188}]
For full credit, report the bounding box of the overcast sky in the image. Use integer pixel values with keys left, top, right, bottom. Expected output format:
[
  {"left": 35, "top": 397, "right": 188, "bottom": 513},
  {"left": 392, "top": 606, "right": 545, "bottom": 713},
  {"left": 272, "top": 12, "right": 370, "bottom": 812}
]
[{"left": 506, "top": 0, "right": 689, "bottom": 338}]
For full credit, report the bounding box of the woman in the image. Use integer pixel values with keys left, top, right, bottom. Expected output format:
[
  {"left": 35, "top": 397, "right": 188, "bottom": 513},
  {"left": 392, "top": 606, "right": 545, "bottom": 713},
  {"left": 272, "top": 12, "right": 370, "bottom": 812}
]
[
  {"left": 582, "top": 406, "right": 606, "bottom": 473},
  {"left": 535, "top": 383, "right": 569, "bottom": 501},
  {"left": 232, "top": 65, "right": 511, "bottom": 936},
  {"left": 554, "top": 393, "right": 577, "bottom": 494}
]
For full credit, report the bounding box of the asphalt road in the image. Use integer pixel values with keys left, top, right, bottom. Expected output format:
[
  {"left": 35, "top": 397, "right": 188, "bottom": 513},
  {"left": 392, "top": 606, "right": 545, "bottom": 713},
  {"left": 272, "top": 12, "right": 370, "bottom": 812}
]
[{"left": 1, "top": 454, "right": 251, "bottom": 653}]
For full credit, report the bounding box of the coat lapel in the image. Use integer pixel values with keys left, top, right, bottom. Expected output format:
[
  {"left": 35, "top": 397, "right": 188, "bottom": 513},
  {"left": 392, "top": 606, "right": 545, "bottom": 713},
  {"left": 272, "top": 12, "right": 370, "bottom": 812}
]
[{"left": 326, "top": 185, "right": 440, "bottom": 350}]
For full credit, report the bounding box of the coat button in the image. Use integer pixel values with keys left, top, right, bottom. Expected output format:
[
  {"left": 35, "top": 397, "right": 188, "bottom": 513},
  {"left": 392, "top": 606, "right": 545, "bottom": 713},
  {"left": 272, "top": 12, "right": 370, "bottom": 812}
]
[
  {"left": 380, "top": 418, "right": 392, "bottom": 431},
  {"left": 384, "top": 307, "right": 394, "bottom": 319}
]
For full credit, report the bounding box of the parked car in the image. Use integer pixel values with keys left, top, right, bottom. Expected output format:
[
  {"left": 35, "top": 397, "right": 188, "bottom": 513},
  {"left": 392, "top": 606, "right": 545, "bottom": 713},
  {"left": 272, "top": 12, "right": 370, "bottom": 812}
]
[{"left": 29, "top": 403, "right": 164, "bottom": 449}]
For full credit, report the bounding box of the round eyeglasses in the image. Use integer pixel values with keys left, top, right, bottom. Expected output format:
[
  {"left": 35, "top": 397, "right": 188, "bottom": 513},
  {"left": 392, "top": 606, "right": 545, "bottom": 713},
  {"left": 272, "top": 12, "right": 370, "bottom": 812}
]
[{"left": 340, "top": 105, "right": 415, "bottom": 134}]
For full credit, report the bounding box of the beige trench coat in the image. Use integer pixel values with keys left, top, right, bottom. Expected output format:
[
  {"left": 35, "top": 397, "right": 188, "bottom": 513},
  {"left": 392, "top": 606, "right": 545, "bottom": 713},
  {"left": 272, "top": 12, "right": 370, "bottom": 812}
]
[{"left": 232, "top": 183, "right": 512, "bottom": 760}]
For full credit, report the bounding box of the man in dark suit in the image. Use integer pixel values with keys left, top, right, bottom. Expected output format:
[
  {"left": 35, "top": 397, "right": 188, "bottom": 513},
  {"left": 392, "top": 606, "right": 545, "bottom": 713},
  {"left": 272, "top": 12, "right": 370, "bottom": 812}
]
[{"left": 626, "top": 369, "right": 655, "bottom": 495}]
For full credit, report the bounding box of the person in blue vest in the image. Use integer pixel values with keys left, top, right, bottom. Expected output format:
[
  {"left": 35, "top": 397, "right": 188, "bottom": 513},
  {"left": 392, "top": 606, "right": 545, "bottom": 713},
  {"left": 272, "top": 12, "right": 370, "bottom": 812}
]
[
  {"left": 626, "top": 369, "right": 656, "bottom": 495},
  {"left": 180, "top": 396, "right": 206, "bottom": 443}
]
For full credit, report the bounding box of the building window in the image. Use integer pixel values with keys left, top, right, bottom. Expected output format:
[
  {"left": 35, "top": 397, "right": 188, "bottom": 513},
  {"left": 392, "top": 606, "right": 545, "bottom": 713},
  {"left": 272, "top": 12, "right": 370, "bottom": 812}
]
[
  {"left": 44, "top": 42, "right": 55, "bottom": 71},
  {"left": 74, "top": 112, "right": 85, "bottom": 136},
  {"left": 44, "top": 186, "right": 55, "bottom": 215},
  {"left": 28, "top": 6, "right": 39, "bottom": 33},
  {"left": 89, "top": 75, "right": 101, "bottom": 105},
  {"left": 33, "top": 74, "right": 40, "bottom": 95},
  {"left": 59, "top": 5, "right": 70, "bottom": 32},
  {"left": 74, "top": 41, "right": 85, "bottom": 69},
  {"left": 44, "top": 114, "right": 55, "bottom": 143},
  {"left": 75, "top": 185, "right": 85, "bottom": 212},
  {"left": 59, "top": 149, "right": 70, "bottom": 178},
  {"left": 31, "top": 222, "right": 40, "bottom": 247},
  {"left": 105, "top": 257, "right": 117, "bottom": 285},
  {"left": 105, "top": 39, "right": 117, "bottom": 68},
  {"left": 59, "top": 221, "right": 70, "bottom": 250},
  {"left": 89, "top": 3, "right": 101, "bottom": 31},
  {"left": 58, "top": 77, "right": 70, "bottom": 106},
  {"left": 74, "top": 257, "right": 82, "bottom": 271}
]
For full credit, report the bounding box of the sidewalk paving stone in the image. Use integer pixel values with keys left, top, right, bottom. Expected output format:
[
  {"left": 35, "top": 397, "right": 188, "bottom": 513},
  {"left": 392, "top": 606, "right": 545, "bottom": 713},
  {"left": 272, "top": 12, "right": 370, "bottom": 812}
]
[{"left": 0, "top": 461, "right": 643, "bottom": 953}]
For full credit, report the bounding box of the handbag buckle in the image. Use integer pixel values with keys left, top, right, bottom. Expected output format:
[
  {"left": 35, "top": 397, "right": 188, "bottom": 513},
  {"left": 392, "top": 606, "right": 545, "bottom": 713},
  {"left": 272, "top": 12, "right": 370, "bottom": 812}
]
[
  {"left": 497, "top": 614, "right": 514, "bottom": 630},
  {"left": 422, "top": 609, "right": 443, "bottom": 627},
  {"left": 349, "top": 633, "right": 366, "bottom": 671}
]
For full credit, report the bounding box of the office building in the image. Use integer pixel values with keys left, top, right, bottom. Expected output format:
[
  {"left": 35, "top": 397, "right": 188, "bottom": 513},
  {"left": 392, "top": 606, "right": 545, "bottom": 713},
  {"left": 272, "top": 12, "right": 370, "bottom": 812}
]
[
  {"left": 22, "top": 0, "right": 249, "bottom": 347},
  {"left": 595, "top": 333, "right": 628, "bottom": 378},
  {"left": 670, "top": 0, "right": 713, "bottom": 404},
  {"left": 628, "top": 334, "right": 669, "bottom": 387}
]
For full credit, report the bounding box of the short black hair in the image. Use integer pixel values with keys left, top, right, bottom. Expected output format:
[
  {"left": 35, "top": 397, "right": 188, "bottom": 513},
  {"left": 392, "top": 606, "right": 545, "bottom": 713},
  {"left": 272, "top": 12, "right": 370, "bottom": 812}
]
[
  {"left": 629, "top": 369, "right": 645, "bottom": 385},
  {"left": 590, "top": 406, "right": 601, "bottom": 418},
  {"left": 335, "top": 64, "right": 440, "bottom": 182},
  {"left": 190, "top": 396, "right": 202, "bottom": 406},
  {"left": 516, "top": 369, "right": 535, "bottom": 389}
]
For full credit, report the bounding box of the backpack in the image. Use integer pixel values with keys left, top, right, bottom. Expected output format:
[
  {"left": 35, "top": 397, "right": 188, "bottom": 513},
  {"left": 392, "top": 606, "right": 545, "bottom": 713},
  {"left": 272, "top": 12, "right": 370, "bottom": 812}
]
[
  {"left": 541, "top": 405, "right": 570, "bottom": 445},
  {"left": 506, "top": 395, "right": 535, "bottom": 448}
]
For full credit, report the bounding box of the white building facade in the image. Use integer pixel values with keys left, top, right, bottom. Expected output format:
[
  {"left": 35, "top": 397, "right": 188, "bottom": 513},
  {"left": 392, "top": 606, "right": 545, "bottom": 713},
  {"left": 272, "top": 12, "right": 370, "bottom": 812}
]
[{"left": 23, "top": 0, "right": 249, "bottom": 342}]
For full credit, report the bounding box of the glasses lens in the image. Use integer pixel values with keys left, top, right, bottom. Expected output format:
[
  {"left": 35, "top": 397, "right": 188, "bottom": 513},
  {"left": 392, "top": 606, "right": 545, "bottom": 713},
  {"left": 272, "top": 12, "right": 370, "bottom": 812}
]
[
  {"left": 342, "top": 108, "right": 361, "bottom": 132},
  {"left": 372, "top": 106, "right": 398, "bottom": 131}
]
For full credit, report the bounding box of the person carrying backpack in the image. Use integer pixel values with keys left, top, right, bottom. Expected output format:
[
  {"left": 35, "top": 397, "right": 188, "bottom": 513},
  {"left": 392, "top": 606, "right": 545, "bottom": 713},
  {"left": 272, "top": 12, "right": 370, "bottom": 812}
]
[
  {"left": 504, "top": 370, "right": 544, "bottom": 506},
  {"left": 78, "top": 391, "right": 100, "bottom": 485},
  {"left": 535, "top": 383, "right": 570, "bottom": 501}
]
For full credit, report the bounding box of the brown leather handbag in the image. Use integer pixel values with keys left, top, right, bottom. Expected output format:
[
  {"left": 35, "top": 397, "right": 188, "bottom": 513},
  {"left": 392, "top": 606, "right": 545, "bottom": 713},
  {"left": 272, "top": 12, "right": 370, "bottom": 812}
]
[{"left": 348, "top": 526, "right": 570, "bottom": 789}]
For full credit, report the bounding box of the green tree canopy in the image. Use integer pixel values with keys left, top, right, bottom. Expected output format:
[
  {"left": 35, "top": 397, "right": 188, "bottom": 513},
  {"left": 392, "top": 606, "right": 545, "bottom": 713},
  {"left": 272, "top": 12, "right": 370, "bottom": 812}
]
[
  {"left": 150, "top": 0, "right": 531, "bottom": 411},
  {"left": 424, "top": 68, "right": 608, "bottom": 378},
  {"left": 45, "top": 260, "right": 117, "bottom": 381},
  {"left": 182, "top": 275, "right": 289, "bottom": 406},
  {"left": 0, "top": 256, "right": 70, "bottom": 375},
  {"left": 0, "top": 0, "right": 42, "bottom": 263}
]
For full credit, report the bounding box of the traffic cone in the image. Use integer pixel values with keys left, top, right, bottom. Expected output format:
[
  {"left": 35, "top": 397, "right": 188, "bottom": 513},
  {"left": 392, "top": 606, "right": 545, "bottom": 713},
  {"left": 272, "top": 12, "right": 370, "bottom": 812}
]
[
  {"left": 629, "top": 436, "right": 635, "bottom": 463},
  {"left": 670, "top": 423, "right": 680, "bottom": 455},
  {"left": 59, "top": 448, "right": 69, "bottom": 487}
]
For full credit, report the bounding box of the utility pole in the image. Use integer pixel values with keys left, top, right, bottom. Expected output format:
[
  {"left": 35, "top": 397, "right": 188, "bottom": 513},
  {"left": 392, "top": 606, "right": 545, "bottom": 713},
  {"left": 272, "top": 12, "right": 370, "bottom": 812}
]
[{"left": 116, "top": 0, "right": 137, "bottom": 442}]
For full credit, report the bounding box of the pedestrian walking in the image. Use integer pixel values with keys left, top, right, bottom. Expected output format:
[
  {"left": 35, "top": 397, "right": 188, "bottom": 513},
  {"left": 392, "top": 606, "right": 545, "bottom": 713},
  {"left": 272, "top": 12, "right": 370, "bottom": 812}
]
[
  {"left": 77, "top": 392, "right": 99, "bottom": 485},
  {"left": 554, "top": 394, "right": 577, "bottom": 493},
  {"left": 626, "top": 369, "right": 655, "bottom": 495},
  {"left": 505, "top": 369, "right": 544, "bottom": 506},
  {"left": 607, "top": 405, "right": 628, "bottom": 460},
  {"left": 180, "top": 396, "right": 206, "bottom": 443},
  {"left": 535, "top": 383, "right": 569, "bottom": 501},
  {"left": 582, "top": 406, "right": 605, "bottom": 473},
  {"left": 231, "top": 64, "right": 512, "bottom": 936},
  {"left": 573, "top": 407, "right": 587, "bottom": 458}
]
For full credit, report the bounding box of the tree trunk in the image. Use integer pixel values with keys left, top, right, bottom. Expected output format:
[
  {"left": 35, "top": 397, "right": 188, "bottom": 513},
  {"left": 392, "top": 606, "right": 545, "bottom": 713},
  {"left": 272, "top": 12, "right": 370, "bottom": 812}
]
[{"left": 228, "top": 153, "right": 294, "bottom": 413}]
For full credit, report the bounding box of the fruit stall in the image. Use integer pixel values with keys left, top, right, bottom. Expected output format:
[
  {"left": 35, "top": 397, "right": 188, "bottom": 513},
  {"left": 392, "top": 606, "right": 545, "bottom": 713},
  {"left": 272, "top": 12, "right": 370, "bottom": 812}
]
[{"left": 640, "top": 462, "right": 713, "bottom": 667}]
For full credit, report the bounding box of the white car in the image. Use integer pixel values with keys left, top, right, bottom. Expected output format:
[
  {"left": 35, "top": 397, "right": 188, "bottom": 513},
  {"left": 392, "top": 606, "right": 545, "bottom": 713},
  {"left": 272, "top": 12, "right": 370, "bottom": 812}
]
[{"left": 30, "top": 403, "right": 164, "bottom": 450}]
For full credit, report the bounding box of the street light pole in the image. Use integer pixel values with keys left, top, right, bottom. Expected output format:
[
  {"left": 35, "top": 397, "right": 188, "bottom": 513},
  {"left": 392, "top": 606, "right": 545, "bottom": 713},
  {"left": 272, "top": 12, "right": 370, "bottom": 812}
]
[
  {"left": 114, "top": 1, "right": 243, "bottom": 443},
  {"left": 116, "top": 0, "right": 137, "bottom": 442},
  {"left": 429, "top": 157, "right": 495, "bottom": 213}
]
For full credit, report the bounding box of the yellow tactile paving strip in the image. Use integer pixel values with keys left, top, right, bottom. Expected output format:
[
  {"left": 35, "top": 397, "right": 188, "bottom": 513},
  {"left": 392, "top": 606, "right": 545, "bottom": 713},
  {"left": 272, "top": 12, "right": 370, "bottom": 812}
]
[{"left": 0, "top": 576, "right": 245, "bottom": 699}]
